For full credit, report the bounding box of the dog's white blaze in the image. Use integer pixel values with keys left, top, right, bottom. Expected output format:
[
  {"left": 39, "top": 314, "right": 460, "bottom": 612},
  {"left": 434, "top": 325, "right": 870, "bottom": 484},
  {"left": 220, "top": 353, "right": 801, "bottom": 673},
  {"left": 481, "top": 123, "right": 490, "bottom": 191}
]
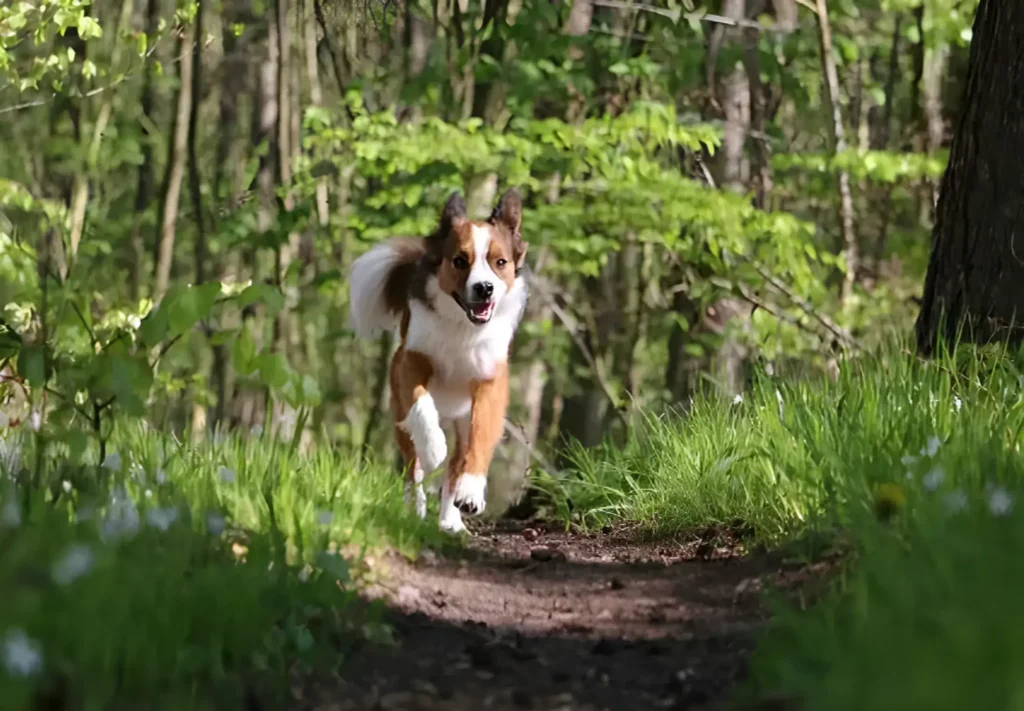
[{"left": 465, "top": 225, "right": 508, "bottom": 305}]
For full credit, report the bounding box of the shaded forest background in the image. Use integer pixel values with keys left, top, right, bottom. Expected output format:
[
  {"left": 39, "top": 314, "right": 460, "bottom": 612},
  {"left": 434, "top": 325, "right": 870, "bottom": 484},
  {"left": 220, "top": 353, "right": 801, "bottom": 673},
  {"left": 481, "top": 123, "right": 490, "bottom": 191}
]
[{"left": 0, "top": 0, "right": 974, "bottom": 476}]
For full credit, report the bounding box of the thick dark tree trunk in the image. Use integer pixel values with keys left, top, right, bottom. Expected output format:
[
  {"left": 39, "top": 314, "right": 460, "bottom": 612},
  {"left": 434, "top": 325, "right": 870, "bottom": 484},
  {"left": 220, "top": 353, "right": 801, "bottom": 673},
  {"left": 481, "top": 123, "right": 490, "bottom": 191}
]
[{"left": 915, "top": 0, "right": 1024, "bottom": 354}]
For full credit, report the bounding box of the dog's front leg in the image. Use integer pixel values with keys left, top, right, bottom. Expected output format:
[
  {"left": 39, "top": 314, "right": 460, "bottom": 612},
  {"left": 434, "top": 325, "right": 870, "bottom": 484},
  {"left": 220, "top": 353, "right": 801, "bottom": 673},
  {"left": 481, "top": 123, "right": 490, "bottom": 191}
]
[
  {"left": 441, "top": 363, "right": 509, "bottom": 532},
  {"left": 395, "top": 350, "right": 448, "bottom": 474}
]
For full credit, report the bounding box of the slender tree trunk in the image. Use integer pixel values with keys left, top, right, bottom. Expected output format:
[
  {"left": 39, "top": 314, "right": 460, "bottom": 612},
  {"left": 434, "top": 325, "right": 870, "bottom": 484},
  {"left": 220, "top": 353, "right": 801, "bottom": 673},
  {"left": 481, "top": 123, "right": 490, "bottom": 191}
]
[
  {"left": 129, "top": 0, "right": 160, "bottom": 301},
  {"left": 814, "top": 0, "right": 858, "bottom": 303},
  {"left": 869, "top": 15, "right": 902, "bottom": 276},
  {"left": 915, "top": 0, "right": 1024, "bottom": 354},
  {"left": 188, "top": 0, "right": 211, "bottom": 442},
  {"left": 921, "top": 40, "right": 949, "bottom": 216},
  {"left": 154, "top": 22, "right": 195, "bottom": 303},
  {"left": 303, "top": 0, "right": 329, "bottom": 227}
]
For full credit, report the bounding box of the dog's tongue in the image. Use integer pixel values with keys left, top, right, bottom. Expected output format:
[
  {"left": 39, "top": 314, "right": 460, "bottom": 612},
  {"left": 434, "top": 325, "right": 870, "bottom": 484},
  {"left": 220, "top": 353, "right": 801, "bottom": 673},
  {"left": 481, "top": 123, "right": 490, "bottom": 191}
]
[{"left": 470, "top": 302, "right": 494, "bottom": 320}]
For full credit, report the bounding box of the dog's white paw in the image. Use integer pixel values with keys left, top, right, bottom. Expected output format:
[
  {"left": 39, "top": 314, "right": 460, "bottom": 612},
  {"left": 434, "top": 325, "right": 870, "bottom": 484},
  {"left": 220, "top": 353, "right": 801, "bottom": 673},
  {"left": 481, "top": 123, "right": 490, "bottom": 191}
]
[
  {"left": 452, "top": 473, "right": 487, "bottom": 517},
  {"left": 404, "top": 395, "right": 447, "bottom": 472},
  {"left": 439, "top": 507, "right": 467, "bottom": 534},
  {"left": 438, "top": 478, "right": 468, "bottom": 534}
]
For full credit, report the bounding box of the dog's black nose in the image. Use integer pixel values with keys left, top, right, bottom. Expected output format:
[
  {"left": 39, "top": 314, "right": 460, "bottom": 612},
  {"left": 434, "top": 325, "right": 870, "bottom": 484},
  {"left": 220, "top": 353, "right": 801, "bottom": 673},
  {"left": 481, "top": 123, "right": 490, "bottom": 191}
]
[{"left": 472, "top": 281, "right": 494, "bottom": 299}]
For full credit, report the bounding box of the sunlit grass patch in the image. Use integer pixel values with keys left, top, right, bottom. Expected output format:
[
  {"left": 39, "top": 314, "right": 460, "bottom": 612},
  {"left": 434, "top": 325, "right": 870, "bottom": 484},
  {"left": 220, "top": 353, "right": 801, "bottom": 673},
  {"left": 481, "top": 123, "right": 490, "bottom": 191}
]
[
  {"left": 541, "top": 341, "right": 1024, "bottom": 708},
  {"left": 0, "top": 426, "right": 435, "bottom": 710}
]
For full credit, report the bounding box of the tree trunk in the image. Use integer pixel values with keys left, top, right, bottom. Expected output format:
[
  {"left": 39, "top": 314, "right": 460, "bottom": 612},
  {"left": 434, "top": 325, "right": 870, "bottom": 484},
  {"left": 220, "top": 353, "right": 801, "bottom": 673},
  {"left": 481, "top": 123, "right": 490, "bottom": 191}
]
[
  {"left": 188, "top": 0, "right": 210, "bottom": 442},
  {"left": 915, "top": 0, "right": 1024, "bottom": 354},
  {"left": 813, "top": 0, "right": 858, "bottom": 303},
  {"left": 129, "top": 0, "right": 160, "bottom": 301},
  {"left": 154, "top": 22, "right": 195, "bottom": 303}
]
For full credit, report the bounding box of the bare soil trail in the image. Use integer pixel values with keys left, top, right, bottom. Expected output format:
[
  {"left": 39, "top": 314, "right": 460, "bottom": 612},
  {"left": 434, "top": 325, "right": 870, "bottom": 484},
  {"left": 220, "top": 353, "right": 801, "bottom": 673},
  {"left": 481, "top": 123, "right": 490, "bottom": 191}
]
[{"left": 301, "top": 521, "right": 824, "bottom": 711}]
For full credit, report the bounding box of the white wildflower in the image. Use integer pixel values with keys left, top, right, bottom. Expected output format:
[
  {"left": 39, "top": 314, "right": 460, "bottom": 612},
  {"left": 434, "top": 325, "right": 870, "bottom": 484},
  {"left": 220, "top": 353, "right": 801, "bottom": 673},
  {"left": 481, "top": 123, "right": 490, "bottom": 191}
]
[
  {"left": 1, "top": 499, "right": 21, "bottom": 528},
  {"left": 921, "top": 437, "right": 941, "bottom": 458},
  {"left": 218, "top": 466, "right": 236, "bottom": 483},
  {"left": 953, "top": 396, "right": 963, "bottom": 413},
  {"left": 206, "top": 512, "right": 226, "bottom": 536},
  {"left": 944, "top": 489, "right": 968, "bottom": 514},
  {"left": 51, "top": 544, "right": 94, "bottom": 586},
  {"left": 61, "top": 480, "right": 72, "bottom": 493},
  {"left": 765, "top": 362, "right": 775, "bottom": 377},
  {"left": 102, "top": 452, "right": 122, "bottom": 471},
  {"left": 144, "top": 489, "right": 153, "bottom": 499},
  {"left": 129, "top": 461, "right": 145, "bottom": 480},
  {"left": 2, "top": 629, "right": 42, "bottom": 677},
  {"left": 28, "top": 411, "right": 41, "bottom": 432},
  {"left": 732, "top": 394, "right": 743, "bottom": 405},
  {"left": 146, "top": 506, "right": 179, "bottom": 532},
  {"left": 250, "top": 424, "right": 263, "bottom": 437},
  {"left": 923, "top": 466, "right": 945, "bottom": 492},
  {"left": 988, "top": 487, "right": 1013, "bottom": 517},
  {"left": 316, "top": 510, "right": 333, "bottom": 526},
  {"left": 901, "top": 455, "right": 918, "bottom": 467},
  {"left": 100, "top": 490, "right": 140, "bottom": 542}
]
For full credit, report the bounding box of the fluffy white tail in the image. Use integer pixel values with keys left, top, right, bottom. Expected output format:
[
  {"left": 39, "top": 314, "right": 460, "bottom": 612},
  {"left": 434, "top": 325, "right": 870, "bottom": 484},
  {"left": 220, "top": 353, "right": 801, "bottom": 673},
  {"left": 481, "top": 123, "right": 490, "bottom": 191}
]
[{"left": 348, "top": 238, "right": 423, "bottom": 339}]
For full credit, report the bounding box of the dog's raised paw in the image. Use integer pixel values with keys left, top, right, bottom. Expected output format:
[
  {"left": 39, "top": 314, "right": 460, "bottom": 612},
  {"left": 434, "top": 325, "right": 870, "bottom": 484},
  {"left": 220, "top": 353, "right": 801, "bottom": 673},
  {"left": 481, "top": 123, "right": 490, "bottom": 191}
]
[
  {"left": 404, "top": 395, "right": 448, "bottom": 471},
  {"left": 452, "top": 473, "right": 487, "bottom": 516}
]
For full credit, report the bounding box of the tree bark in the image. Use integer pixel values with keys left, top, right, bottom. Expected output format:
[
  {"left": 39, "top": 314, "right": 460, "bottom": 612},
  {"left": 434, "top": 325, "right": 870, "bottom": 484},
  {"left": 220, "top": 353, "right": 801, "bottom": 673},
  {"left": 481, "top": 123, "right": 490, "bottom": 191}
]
[
  {"left": 129, "top": 0, "right": 160, "bottom": 301},
  {"left": 813, "top": 0, "right": 858, "bottom": 303},
  {"left": 154, "top": 22, "right": 195, "bottom": 303},
  {"left": 915, "top": 0, "right": 1024, "bottom": 354}
]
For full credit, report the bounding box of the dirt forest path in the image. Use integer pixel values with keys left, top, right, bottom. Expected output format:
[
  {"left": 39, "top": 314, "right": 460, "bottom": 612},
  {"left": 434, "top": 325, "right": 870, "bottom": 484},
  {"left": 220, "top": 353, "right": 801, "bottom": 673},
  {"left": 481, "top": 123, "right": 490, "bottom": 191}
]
[{"left": 303, "top": 522, "right": 823, "bottom": 711}]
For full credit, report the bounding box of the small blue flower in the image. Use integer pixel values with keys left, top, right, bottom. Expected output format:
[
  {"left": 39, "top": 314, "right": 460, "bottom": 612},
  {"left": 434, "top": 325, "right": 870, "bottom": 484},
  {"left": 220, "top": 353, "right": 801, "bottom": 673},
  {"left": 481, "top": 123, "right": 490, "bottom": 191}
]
[
  {"left": 52, "top": 544, "right": 94, "bottom": 586},
  {"left": 2, "top": 629, "right": 42, "bottom": 677}
]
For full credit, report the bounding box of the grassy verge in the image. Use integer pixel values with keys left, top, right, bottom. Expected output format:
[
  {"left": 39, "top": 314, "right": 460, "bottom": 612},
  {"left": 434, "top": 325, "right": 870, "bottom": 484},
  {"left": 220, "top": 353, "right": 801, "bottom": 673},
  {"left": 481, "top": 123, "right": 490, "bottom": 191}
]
[
  {"left": 0, "top": 423, "right": 439, "bottom": 710},
  {"left": 538, "top": 342, "right": 1024, "bottom": 709}
]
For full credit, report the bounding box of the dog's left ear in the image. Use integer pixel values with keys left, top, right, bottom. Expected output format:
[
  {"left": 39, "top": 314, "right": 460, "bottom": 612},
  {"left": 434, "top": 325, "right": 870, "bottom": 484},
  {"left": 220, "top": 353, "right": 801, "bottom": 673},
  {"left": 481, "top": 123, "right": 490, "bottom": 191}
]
[{"left": 489, "top": 188, "right": 527, "bottom": 271}]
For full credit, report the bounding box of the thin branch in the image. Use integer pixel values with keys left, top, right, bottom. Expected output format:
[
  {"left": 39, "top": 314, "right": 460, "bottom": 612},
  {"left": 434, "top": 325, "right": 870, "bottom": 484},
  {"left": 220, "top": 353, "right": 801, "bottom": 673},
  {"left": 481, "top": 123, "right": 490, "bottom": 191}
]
[
  {"left": 747, "top": 259, "right": 860, "bottom": 349},
  {"left": 502, "top": 420, "right": 558, "bottom": 474},
  {"left": 0, "top": 41, "right": 168, "bottom": 116},
  {"left": 527, "top": 273, "right": 629, "bottom": 425}
]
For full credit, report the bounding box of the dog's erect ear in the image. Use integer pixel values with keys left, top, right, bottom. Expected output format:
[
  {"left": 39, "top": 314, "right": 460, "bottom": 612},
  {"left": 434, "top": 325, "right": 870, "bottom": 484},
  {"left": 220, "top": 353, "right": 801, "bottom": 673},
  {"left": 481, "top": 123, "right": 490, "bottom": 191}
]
[
  {"left": 439, "top": 191, "right": 467, "bottom": 235},
  {"left": 514, "top": 241, "right": 528, "bottom": 272},
  {"left": 489, "top": 188, "right": 522, "bottom": 238}
]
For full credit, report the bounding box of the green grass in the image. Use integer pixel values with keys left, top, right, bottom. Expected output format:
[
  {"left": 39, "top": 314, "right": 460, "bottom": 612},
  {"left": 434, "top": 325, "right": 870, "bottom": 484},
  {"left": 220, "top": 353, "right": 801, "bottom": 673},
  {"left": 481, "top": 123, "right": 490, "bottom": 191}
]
[
  {"left": 537, "top": 341, "right": 1024, "bottom": 709},
  {"left": 0, "top": 423, "right": 440, "bottom": 710}
]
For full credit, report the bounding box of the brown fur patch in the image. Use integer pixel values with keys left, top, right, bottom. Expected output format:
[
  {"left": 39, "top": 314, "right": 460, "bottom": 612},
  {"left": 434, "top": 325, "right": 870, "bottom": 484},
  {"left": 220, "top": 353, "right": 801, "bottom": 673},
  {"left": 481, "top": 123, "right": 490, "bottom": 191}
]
[
  {"left": 382, "top": 237, "right": 429, "bottom": 317},
  {"left": 456, "top": 361, "right": 509, "bottom": 481}
]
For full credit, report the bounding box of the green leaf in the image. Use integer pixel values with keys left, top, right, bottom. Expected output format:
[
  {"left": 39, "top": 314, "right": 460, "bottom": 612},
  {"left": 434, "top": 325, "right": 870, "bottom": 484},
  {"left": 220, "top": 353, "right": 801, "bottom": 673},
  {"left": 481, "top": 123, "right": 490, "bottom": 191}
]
[
  {"left": 255, "top": 353, "right": 291, "bottom": 390},
  {"left": 237, "top": 284, "right": 285, "bottom": 316},
  {"left": 232, "top": 325, "right": 257, "bottom": 376},
  {"left": 167, "top": 282, "right": 221, "bottom": 337},
  {"left": 17, "top": 345, "right": 45, "bottom": 386},
  {"left": 0, "top": 325, "right": 22, "bottom": 360}
]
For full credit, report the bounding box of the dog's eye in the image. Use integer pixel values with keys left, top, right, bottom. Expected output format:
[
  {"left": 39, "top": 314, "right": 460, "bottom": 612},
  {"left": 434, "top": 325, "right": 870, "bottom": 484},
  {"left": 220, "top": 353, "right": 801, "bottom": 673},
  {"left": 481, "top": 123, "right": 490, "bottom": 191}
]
[
  {"left": 453, "top": 255, "right": 469, "bottom": 270},
  {"left": 496, "top": 258, "right": 508, "bottom": 268}
]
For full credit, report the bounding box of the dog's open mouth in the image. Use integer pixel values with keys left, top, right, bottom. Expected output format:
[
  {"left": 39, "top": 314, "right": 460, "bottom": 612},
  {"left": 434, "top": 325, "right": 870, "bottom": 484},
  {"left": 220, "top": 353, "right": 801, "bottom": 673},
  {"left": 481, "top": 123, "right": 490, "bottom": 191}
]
[{"left": 452, "top": 294, "right": 496, "bottom": 324}]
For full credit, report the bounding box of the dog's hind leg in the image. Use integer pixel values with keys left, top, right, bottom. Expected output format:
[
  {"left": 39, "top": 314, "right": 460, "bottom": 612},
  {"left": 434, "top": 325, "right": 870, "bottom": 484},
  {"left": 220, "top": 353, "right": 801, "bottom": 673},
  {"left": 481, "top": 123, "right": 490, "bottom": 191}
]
[{"left": 395, "top": 426, "right": 427, "bottom": 519}]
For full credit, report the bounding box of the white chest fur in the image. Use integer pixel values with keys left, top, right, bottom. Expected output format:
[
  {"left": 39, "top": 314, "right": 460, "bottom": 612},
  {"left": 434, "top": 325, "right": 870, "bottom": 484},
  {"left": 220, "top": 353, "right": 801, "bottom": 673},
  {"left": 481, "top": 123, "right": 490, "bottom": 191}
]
[{"left": 403, "top": 275, "right": 527, "bottom": 421}]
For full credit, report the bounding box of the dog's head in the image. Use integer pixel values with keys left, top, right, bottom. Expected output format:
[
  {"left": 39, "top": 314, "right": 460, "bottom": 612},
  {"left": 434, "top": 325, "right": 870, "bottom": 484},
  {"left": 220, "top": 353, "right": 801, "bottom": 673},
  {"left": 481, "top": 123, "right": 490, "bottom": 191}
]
[{"left": 428, "top": 189, "right": 528, "bottom": 325}]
